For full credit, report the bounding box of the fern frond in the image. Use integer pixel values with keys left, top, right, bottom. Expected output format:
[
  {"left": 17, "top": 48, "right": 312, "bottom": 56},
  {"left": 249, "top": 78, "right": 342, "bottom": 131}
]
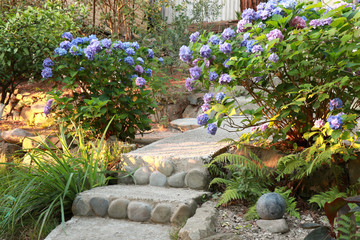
[
  {"left": 309, "top": 187, "right": 348, "bottom": 209},
  {"left": 307, "top": 148, "right": 333, "bottom": 175},
  {"left": 217, "top": 189, "right": 242, "bottom": 206},
  {"left": 209, "top": 177, "right": 232, "bottom": 187},
  {"left": 276, "top": 153, "right": 308, "bottom": 180}
]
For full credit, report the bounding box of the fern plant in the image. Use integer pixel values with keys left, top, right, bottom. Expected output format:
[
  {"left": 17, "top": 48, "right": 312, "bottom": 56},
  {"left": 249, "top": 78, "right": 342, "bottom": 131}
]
[
  {"left": 337, "top": 214, "right": 360, "bottom": 240},
  {"left": 207, "top": 151, "right": 272, "bottom": 206},
  {"left": 309, "top": 187, "right": 348, "bottom": 209}
]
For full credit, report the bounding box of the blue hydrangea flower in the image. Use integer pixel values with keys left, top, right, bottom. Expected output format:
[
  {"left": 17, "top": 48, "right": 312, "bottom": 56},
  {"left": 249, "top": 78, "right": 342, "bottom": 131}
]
[
  {"left": 88, "top": 35, "right": 97, "bottom": 41},
  {"left": 266, "top": 29, "right": 284, "bottom": 41},
  {"left": 69, "top": 45, "right": 80, "bottom": 55},
  {"left": 79, "top": 67, "right": 85, "bottom": 71},
  {"left": 135, "top": 77, "right": 146, "bottom": 87},
  {"left": 131, "top": 42, "right": 140, "bottom": 50},
  {"left": 148, "top": 49, "right": 154, "bottom": 58},
  {"left": 61, "top": 32, "right": 73, "bottom": 41},
  {"left": 124, "top": 56, "right": 135, "bottom": 66},
  {"left": 203, "top": 93, "right": 214, "bottom": 103},
  {"left": 257, "top": 22, "right": 265, "bottom": 29},
  {"left": 131, "top": 74, "right": 138, "bottom": 79},
  {"left": 241, "top": 8, "right": 259, "bottom": 21},
  {"left": 101, "top": 38, "right": 112, "bottom": 48},
  {"left": 185, "top": 78, "right": 195, "bottom": 92},
  {"left": 43, "top": 99, "right": 53, "bottom": 115},
  {"left": 329, "top": 98, "right": 343, "bottom": 111},
  {"left": 71, "top": 37, "right": 84, "bottom": 45},
  {"left": 42, "top": 58, "right": 54, "bottom": 68},
  {"left": 159, "top": 57, "right": 164, "bottom": 64},
  {"left": 54, "top": 47, "right": 67, "bottom": 56},
  {"left": 41, "top": 67, "right": 52, "bottom": 79},
  {"left": 126, "top": 47, "right": 135, "bottom": 56},
  {"left": 221, "top": 28, "right": 235, "bottom": 40},
  {"left": 189, "top": 66, "right": 201, "bottom": 80},
  {"left": 253, "top": 76, "right": 263, "bottom": 82},
  {"left": 207, "top": 123, "right": 217, "bottom": 135},
  {"left": 209, "top": 71, "right": 219, "bottom": 81},
  {"left": 209, "top": 35, "right": 220, "bottom": 45},
  {"left": 179, "top": 46, "right": 193, "bottom": 63},
  {"left": 90, "top": 39, "right": 102, "bottom": 52},
  {"left": 113, "top": 41, "right": 123, "bottom": 50},
  {"left": 84, "top": 46, "right": 96, "bottom": 60},
  {"left": 60, "top": 41, "right": 72, "bottom": 50},
  {"left": 219, "top": 42, "right": 231, "bottom": 54},
  {"left": 216, "top": 92, "right": 226, "bottom": 102},
  {"left": 200, "top": 45, "right": 212, "bottom": 58},
  {"left": 245, "top": 40, "right": 257, "bottom": 52},
  {"left": 197, "top": 113, "right": 209, "bottom": 126},
  {"left": 137, "top": 57, "right": 144, "bottom": 65},
  {"left": 145, "top": 68, "right": 152, "bottom": 77},
  {"left": 82, "top": 37, "right": 90, "bottom": 42},
  {"left": 123, "top": 42, "right": 131, "bottom": 49},
  {"left": 327, "top": 115, "right": 343, "bottom": 130},
  {"left": 135, "top": 65, "right": 144, "bottom": 74},
  {"left": 223, "top": 58, "right": 231, "bottom": 68},
  {"left": 268, "top": 53, "right": 279, "bottom": 63},
  {"left": 189, "top": 32, "right": 200, "bottom": 42},
  {"left": 251, "top": 44, "right": 263, "bottom": 53},
  {"left": 201, "top": 103, "right": 211, "bottom": 112},
  {"left": 219, "top": 74, "right": 232, "bottom": 84}
]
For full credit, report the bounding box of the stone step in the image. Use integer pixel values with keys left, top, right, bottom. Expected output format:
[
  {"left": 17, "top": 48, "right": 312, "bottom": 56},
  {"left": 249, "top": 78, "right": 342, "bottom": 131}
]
[
  {"left": 45, "top": 216, "right": 172, "bottom": 240},
  {"left": 72, "top": 185, "right": 211, "bottom": 224}
]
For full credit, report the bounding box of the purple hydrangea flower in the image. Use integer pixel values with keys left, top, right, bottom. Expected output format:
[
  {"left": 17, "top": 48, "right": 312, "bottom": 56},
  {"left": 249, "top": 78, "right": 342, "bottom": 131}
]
[
  {"left": 43, "top": 99, "right": 53, "bottom": 115},
  {"left": 124, "top": 56, "right": 135, "bottom": 66},
  {"left": 290, "top": 16, "right": 307, "bottom": 29},
  {"left": 148, "top": 49, "right": 154, "bottom": 58},
  {"left": 123, "top": 42, "right": 131, "bottom": 49},
  {"left": 314, "top": 119, "right": 325, "bottom": 128},
  {"left": 137, "top": 57, "right": 144, "bottom": 65},
  {"left": 88, "top": 34, "right": 97, "bottom": 41},
  {"left": 221, "top": 28, "right": 235, "bottom": 40},
  {"left": 179, "top": 46, "right": 193, "bottom": 63},
  {"left": 260, "top": 124, "right": 268, "bottom": 131},
  {"left": 101, "top": 38, "right": 112, "bottom": 48},
  {"left": 41, "top": 67, "right": 52, "bottom": 79},
  {"left": 134, "top": 65, "right": 144, "bottom": 74},
  {"left": 204, "top": 58, "right": 210, "bottom": 68},
  {"left": 216, "top": 92, "right": 226, "bottom": 102},
  {"left": 309, "top": 18, "right": 332, "bottom": 28},
  {"left": 84, "top": 46, "right": 96, "bottom": 60},
  {"left": 253, "top": 76, "right": 263, "bottom": 82},
  {"left": 131, "top": 42, "right": 140, "bottom": 50},
  {"left": 258, "top": 10, "right": 270, "bottom": 20},
  {"left": 60, "top": 41, "right": 72, "bottom": 50},
  {"left": 209, "top": 71, "right": 219, "bottom": 81},
  {"left": 145, "top": 69, "right": 152, "bottom": 77},
  {"left": 245, "top": 40, "right": 257, "bottom": 52},
  {"left": 90, "top": 39, "right": 102, "bottom": 52},
  {"left": 190, "top": 32, "right": 200, "bottom": 42},
  {"left": 54, "top": 47, "right": 67, "bottom": 56},
  {"left": 200, "top": 45, "right": 212, "bottom": 58},
  {"left": 71, "top": 37, "right": 84, "bottom": 45},
  {"left": 329, "top": 98, "right": 343, "bottom": 111},
  {"left": 159, "top": 57, "right": 164, "bottom": 64},
  {"left": 113, "top": 41, "right": 123, "bottom": 50},
  {"left": 135, "top": 77, "right": 146, "bottom": 87},
  {"left": 203, "top": 93, "right": 214, "bottom": 103},
  {"left": 237, "top": 19, "right": 251, "bottom": 33},
  {"left": 185, "top": 78, "right": 195, "bottom": 92},
  {"left": 219, "top": 74, "right": 232, "bottom": 84},
  {"left": 82, "top": 37, "right": 90, "bottom": 42},
  {"left": 42, "top": 58, "right": 54, "bottom": 68},
  {"left": 251, "top": 44, "right": 263, "bottom": 53},
  {"left": 241, "top": 9, "right": 259, "bottom": 21},
  {"left": 69, "top": 45, "right": 80, "bottom": 55},
  {"left": 79, "top": 67, "right": 85, "bottom": 71},
  {"left": 61, "top": 32, "right": 73, "bottom": 41},
  {"left": 257, "top": 2, "right": 266, "bottom": 11},
  {"left": 192, "top": 58, "right": 200, "bottom": 66},
  {"left": 189, "top": 66, "right": 202, "bottom": 80},
  {"left": 327, "top": 115, "right": 343, "bottom": 130},
  {"left": 126, "top": 47, "right": 135, "bottom": 56},
  {"left": 207, "top": 123, "right": 218, "bottom": 135},
  {"left": 209, "top": 35, "right": 220, "bottom": 45},
  {"left": 268, "top": 53, "right": 279, "bottom": 63},
  {"left": 266, "top": 29, "right": 284, "bottom": 42},
  {"left": 219, "top": 42, "right": 231, "bottom": 54},
  {"left": 197, "top": 113, "right": 209, "bottom": 126},
  {"left": 201, "top": 103, "right": 211, "bottom": 112},
  {"left": 223, "top": 58, "right": 231, "bottom": 68}
]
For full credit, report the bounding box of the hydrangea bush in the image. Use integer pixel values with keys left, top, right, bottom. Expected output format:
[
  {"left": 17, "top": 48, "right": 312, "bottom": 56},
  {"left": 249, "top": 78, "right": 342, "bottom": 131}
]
[
  {"left": 44, "top": 33, "right": 163, "bottom": 140},
  {"left": 180, "top": 1, "right": 360, "bottom": 166}
]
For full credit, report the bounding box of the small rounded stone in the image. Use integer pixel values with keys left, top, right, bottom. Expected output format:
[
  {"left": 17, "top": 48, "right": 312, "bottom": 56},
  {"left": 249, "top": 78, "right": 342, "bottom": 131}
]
[
  {"left": 151, "top": 203, "right": 172, "bottom": 223},
  {"left": 167, "top": 172, "right": 186, "bottom": 188},
  {"left": 127, "top": 201, "right": 151, "bottom": 222},
  {"left": 134, "top": 166, "right": 151, "bottom": 185},
  {"left": 256, "top": 193, "right": 286, "bottom": 220},
  {"left": 156, "top": 159, "right": 174, "bottom": 177},
  {"left": 90, "top": 197, "right": 109, "bottom": 217},
  {"left": 185, "top": 169, "right": 208, "bottom": 190},
  {"left": 108, "top": 199, "right": 130, "bottom": 219},
  {"left": 149, "top": 171, "right": 167, "bottom": 187}
]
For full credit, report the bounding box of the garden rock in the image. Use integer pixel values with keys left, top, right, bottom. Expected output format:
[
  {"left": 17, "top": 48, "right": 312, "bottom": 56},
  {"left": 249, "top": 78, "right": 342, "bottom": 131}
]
[
  {"left": 127, "top": 201, "right": 151, "bottom": 222},
  {"left": 202, "top": 233, "right": 242, "bottom": 240},
  {"left": 149, "top": 171, "right": 167, "bottom": 187},
  {"left": 89, "top": 197, "right": 109, "bottom": 217},
  {"left": 155, "top": 159, "right": 174, "bottom": 176},
  {"left": 151, "top": 203, "right": 172, "bottom": 223},
  {"left": 20, "top": 107, "right": 33, "bottom": 122},
  {"left": 31, "top": 102, "right": 46, "bottom": 113},
  {"left": 108, "top": 199, "right": 129, "bottom": 219},
  {"left": 117, "top": 166, "right": 135, "bottom": 184},
  {"left": 256, "top": 219, "right": 289, "bottom": 233},
  {"left": 178, "top": 201, "right": 218, "bottom": 240},
  {"left": 0, "top": 142, "right": 22, "bottom": 163},
  {"left": 22, "top": 135, "right": 61, "bottom": 150},
  {"left": 170, "top": 118, "right": 199, "bottom": 131},
  {"left": 1, "top": 128, "right": 35, "bottom": 144},
  {"left": 187, "top": 93, "right": 203, "bottom": 105},
  {"left": 185, "top": 169, "right": 208, "bottom": 190},
  {"left": 182, "top": 105, "right": 201, "bottom": 118},
  {"left": 134, "top": 166, "right": 151, "bottom": 185},
  {"left": 72, "top": 196, "right": 93, "bottom": 216},
  {"left": 167, "top": 171, "right": 186, "bottom": 188},
  {"left": 171, "top": 200, "right": 197, "bottom": 225},
  {"left": 256, "top": 192, "right": 286, "bottom": 220}
]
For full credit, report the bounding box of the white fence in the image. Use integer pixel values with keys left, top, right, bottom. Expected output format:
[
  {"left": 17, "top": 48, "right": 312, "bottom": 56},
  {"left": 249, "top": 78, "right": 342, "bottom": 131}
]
[{"left": 162, "top": 0, "right": 241, "bottom": 23}]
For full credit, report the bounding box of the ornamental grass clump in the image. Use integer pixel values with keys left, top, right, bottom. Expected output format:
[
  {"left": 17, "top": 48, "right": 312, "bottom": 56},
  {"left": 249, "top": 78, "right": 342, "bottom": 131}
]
[
  {"left": 43, "top": 33, "right": 164, "bottom": 140},
  {"left": 180, "top": 0, "right": 360, "bottom": 182}
]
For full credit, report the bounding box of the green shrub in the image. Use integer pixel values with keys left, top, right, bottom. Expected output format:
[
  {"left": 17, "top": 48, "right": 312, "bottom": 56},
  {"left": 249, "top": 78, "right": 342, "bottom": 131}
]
[{"left": 0, "top": 123, "right": 115, "bottom": 239}]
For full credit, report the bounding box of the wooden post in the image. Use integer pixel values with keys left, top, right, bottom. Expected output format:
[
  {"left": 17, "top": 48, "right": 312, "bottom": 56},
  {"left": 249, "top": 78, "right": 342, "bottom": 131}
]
[{"left": 240, "top": 0, "right": 264, "bottom": 11}]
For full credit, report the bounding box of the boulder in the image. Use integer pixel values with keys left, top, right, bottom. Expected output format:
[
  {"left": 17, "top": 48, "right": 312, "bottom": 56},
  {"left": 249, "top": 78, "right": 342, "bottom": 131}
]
[
  {"left": 1, "top": 128, "right": 35, "bottom": 144},
  {"left": 256, "top": 192, "right": 286, "bottom": 220},
  {"left": 0, "top": 142, "right": 23, "bottom": 164}
]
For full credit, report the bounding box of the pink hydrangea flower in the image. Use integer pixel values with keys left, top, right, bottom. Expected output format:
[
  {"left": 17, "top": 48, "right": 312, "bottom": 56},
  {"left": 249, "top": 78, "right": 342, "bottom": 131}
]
[{"left": 314, "top": 119, "right": 325, "bottom": 128}]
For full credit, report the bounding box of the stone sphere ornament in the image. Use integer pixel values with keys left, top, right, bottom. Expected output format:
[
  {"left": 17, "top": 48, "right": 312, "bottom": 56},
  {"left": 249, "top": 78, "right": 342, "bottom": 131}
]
[{"left": 256, "top": 192, "right": 286, "bottom": 220}]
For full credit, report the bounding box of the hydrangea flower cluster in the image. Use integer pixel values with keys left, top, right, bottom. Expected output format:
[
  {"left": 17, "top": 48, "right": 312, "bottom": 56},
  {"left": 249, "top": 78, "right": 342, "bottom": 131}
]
[
  {"left": 135, "top": 77, "right": 146, "bottom": 87},
  {"left": 290, "top": 16, "right": 307, "bottom": 29},
  {"left": 200, "top": 45, "right": 212, "bottom": 58},
  {"left": 313, "top": 119, "right": 325, "bottom": 128},
  {"left": 219, "top": 43, "right": 231, "bottom": 54},
  {"left": 179, "top": 46, "right": 193, "bottom": 63},
  {"left": 203, "top": 93, "right": 214, "bottom": 103},
  {"left": 209, "top": 35, "right": 220, "bottom": 45},
  {"left": 209, "top": 71, "right": 219, "bottom": 81},
  {"left": 215, "top": 92, "right": 226, "bottom": 102},
  {"left": 327, "top": 115, "right": 343, "bottom": 130},
  {"left": 268, "top": 53, "right": 279, "bottom": 63},
  {"left": 43, "top": 99, "right": 53, "bottom": 115},
  {"left": 329, "top": 98, "right": 343, "bottom": 111},
  {"left": 309, "top": 18, "right": 333, "bottom": 28},
  {"left": 185, "top": 78, "right": 195, "bottom": 92},
  {"left": 207, "top": 123, "right": 218, "bottom": 135},
  {"left": 221, "top": 28, "right": 235, "bottom": 40},
  {"left": 197, "top": 113, "right": 209, "bottom": 126},
  {"left": 219, "top": 74, "right": 232, "bottom": 84},
  {"left": 266, "top": 29, "right": 284, "bottom": 41},
  {"left": 190, "top": 32, "right": 200, "bottom": 42},
  {"left": 189, "top": 66, "right": 202, "bottom": 80}
]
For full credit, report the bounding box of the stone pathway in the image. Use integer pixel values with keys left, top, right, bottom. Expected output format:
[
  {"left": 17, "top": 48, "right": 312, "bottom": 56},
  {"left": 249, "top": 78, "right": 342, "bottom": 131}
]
[{"left": 46, "top": 117, "right": 250, "bottom": 240}]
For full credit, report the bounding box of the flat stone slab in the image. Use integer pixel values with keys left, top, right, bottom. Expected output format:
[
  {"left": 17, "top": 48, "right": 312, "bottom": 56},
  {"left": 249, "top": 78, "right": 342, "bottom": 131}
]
[
  {"left": 134, "top": 129, "right": 182, "bottom": 145},
  {"left": 45, "top": 216, "right": 171, "bottom": 240},
  {"left": 123, "top": 116, "right": 251, "bottom": 172},
  {"left": 170, "top": 118, "right": 199, "bottom": 131}
]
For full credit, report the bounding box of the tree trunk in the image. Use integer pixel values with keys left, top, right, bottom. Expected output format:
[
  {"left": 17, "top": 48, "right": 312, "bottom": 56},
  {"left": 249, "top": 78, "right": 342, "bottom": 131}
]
[{"left": 240, "top": 0, "right": 263, "bottom": 11}]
